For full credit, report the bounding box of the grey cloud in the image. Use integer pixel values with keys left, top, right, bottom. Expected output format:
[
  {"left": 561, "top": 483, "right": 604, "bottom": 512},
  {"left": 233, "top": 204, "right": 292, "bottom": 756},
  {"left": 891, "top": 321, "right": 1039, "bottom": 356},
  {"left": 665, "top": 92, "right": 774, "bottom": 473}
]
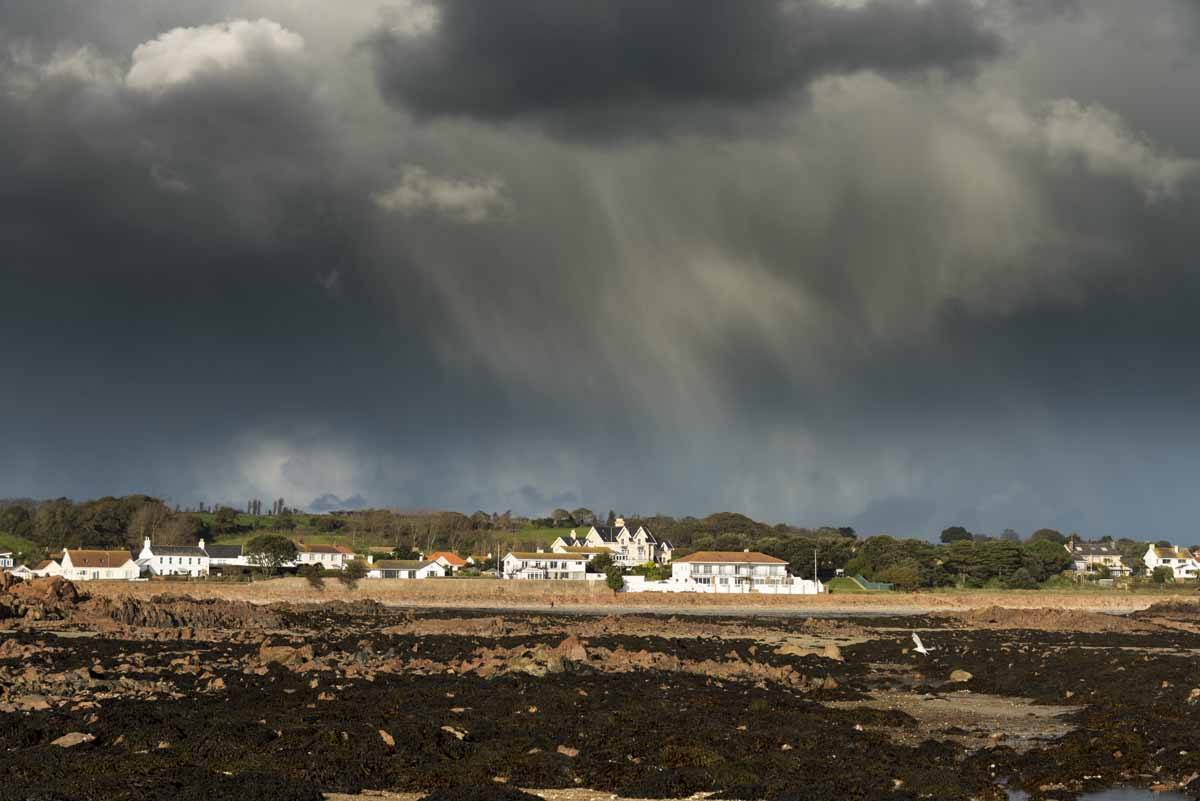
[
  {"left": 3, "top": 1, "right": 1200, "bottom": 538},
  {"left": 368, "top": 0, "right": 1003, "bottom": 136}
]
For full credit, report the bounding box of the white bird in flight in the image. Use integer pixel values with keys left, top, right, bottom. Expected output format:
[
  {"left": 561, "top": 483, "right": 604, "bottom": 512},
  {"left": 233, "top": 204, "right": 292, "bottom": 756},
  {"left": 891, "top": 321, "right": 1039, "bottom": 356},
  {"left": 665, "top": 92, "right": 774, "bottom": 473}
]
[{"left": 912, "top": 632, "right": 933, "bottom": 656}]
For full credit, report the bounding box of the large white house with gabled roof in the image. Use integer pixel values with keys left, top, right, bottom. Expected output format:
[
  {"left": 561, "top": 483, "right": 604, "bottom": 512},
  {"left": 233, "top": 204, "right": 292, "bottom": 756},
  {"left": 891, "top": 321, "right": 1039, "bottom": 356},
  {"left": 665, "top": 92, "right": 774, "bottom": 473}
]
[{"left": 551, "top": 518, "right": 672, "bottom": 566}]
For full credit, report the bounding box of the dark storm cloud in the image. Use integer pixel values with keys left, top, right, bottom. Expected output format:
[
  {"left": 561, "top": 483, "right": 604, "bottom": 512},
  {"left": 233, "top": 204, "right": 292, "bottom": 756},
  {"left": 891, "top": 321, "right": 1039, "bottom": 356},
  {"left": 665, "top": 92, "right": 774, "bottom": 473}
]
[
  {"left": 3, "top": 1, "right": 1200, "bottom": 537},
  {"left": 369, "top": 0, "right": 1003, "bottom": 135}
]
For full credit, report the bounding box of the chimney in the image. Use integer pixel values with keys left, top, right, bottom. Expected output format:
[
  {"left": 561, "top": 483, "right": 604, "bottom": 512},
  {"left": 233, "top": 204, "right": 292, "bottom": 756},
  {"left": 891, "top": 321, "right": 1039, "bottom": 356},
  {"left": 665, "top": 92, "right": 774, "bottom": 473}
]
[
  {"left": 198, "top": 538, "right": 205, "bottom": 551},
  {"left": 743, "top": 548, "right": 750, "bottom": 553},
  {"left": 536, "top": 547, "right": 544, "bottom": 553},
  {"left": 144, "top": 537, "right": 151, "bottom": 551}
]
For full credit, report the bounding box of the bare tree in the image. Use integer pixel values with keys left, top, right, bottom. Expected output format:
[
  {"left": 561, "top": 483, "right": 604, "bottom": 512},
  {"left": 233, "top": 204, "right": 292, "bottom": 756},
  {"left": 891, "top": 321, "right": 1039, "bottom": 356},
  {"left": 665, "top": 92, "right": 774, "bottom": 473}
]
[{"left": 125, "top": 502, "right": 172, "bottom": 548}]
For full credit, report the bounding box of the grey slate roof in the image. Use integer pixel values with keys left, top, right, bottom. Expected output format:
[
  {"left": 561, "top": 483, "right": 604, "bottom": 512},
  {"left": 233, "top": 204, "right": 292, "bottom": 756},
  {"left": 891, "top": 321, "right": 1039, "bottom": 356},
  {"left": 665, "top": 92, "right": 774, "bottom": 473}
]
[
  {"left": 590, "top": 526, "right": 622, "bottom": 542},
  {"left": 205, "top": 544, "right": 243, "bottom": 559},
  {"left": 1068, "top": 541, "right": 1120, "bottom": 557},
  {"left": 149, "top": 545, "right": 207, "bottom": 557}
]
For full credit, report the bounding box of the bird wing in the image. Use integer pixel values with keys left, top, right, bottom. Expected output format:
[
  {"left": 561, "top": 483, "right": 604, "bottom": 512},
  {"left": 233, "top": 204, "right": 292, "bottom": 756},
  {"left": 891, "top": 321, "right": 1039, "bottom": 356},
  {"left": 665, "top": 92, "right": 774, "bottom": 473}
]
[{"left": 911, "top": 633, "right": 924, "bottom": 650}]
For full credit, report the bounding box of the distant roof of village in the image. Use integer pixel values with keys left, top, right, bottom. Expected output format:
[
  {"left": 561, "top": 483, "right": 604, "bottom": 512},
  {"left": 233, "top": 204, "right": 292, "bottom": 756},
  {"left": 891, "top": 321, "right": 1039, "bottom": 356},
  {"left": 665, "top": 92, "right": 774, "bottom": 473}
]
[
  {"left": 1149, "top": 544, "right": 1194, "bottom": 559},
  {"left": 297, "top": 543, "right": 354, "bottom": 554},
  {"left": 1067, "top": 541, "right": 1120, "bottom": 556},
  {"left": 426, "top": 551, "right": 467, "bottom": 566},
  {"left": 674, "top": 551, "right": 787, "bottom": 564},
  {"left": 66, "top": 549, "right": 134, "bottom": 568}
]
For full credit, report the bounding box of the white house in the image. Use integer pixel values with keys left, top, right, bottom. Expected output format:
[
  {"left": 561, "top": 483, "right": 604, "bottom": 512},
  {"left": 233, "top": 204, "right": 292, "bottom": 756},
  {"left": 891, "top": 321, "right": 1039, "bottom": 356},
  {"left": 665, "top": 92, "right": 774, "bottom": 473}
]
[
  {"left": 1144, "top": 545, "right": 1200, "bottom": 580},
  {"left": 366, "top": 559, "right": 446, "bottom": 579},
  {"left": 205, "top": 543, "right": 248, "bottom": 567},
  {"left": 8, "top": 559, "right": 62, "bottom": 579},
  {"left": 502, "top": 551, "right": 590, "bottom": 580},
  {"left": 0, "top": 551, "right": 13, "bottom": 569},
  {"left": 295, "top": 543, "right": 355, "bottom": 571},
  {"left": 60, "top": 549, "right": 140, "bottom": 581},
  {"left": 1065, "top": 540, "right": 1130, "bottom": 576},
  {"left": 426, "top": 551, "right": 470, "bottom": 573},
  {"left": 669, "top": 551, "right": 822, "bottom": 594},
  {"left": 137, "top": 538, "right": 210, "bottom": 577},
  {"left": 553, "top": 518, "right": 673, "bottom": 567}
]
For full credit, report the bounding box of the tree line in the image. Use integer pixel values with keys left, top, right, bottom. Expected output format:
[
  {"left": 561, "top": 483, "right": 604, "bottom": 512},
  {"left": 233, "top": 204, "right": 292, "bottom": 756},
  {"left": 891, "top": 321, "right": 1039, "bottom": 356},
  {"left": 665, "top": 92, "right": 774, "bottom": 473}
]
[{"left": 0, "top": 496, "right": 1168, "bottom": 589}]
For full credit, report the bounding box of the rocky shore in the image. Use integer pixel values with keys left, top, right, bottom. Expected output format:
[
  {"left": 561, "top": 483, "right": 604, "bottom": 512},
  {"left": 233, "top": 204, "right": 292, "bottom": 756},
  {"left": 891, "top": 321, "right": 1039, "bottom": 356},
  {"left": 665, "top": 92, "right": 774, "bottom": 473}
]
[{"left": 1, "top": 575, "right": 1198, "bottom": 801}]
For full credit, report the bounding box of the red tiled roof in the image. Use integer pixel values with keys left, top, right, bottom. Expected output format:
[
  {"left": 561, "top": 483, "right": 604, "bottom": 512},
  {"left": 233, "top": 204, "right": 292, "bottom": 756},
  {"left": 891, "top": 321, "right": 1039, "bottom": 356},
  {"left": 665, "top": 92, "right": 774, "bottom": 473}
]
[
  {"left": 427, "top": 551, "right": 467, "bottom": 566},
  {"left": 66, "top": 549, "right": 135, "bottom": 568},
  {"left": 673, "top": 551, "right": 787, "bottom": 565}
]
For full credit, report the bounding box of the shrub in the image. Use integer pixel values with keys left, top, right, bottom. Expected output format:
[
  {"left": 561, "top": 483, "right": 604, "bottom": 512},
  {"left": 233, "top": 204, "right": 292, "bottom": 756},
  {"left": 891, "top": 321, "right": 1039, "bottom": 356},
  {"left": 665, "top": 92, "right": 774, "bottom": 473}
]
[
  {"left": 1152, "top": 566, "right": 1174, "bottom": 585},
  {"left": 301, "top": 564, "right": 324, "bottom": 590},
  {"left": 338, "top": 558, "right": 368, "bottom": 589},
  {"left": 605, "top": 565, "right": 625, "bottom": 592},
  {"left": 1004, "top": 567, "right": 1038, "bottom": 590},
  {"left": 589, "top": 553, "right": 614, "bottom": 574}
]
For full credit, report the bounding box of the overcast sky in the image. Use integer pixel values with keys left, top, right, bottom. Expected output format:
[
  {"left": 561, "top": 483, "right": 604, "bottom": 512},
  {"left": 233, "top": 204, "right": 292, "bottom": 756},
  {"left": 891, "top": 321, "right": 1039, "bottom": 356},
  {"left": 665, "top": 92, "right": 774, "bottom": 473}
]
[{"left": 3, "top": 0, "right": 1200, "bottom": 538}]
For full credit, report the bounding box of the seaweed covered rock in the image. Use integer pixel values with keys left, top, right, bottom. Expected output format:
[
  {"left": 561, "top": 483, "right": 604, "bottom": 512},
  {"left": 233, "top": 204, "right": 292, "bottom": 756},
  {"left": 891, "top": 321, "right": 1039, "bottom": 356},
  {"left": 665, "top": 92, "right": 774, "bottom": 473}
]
[{"left": 79, "top": 595, "right": 280, "bottom": 629}]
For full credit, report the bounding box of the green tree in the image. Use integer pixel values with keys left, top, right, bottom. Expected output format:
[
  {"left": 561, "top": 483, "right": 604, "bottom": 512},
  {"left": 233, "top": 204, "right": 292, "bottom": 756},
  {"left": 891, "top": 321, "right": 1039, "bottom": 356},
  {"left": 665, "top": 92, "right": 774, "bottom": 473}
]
[
  {"left": 213, "top": 506, "right": 239, "bottom": 533},
  {"left": 271, "top": 512, "right": 296, "bottom": 532},
  {"left": 1022, "top": 539, "right": 1073, "bottom": 582},
  {"left": 571, "top": 508, "right": 595, "bottom": 525},
  {"left": 0, "top": 505, "right": 33, "bottom": 540},
  {"left": 589, "top": 552, "right": 615, "bottom": 574},
  {"left": 939, "top": 526, "right": 973, "bottom": 544},
  {"left": 1152, "top": 566, "right": 1173, "bottom": 584},
  {"left": 874, "top": 559, "right": 923, "bottom": 591},
  {"left": 32, "top": 499, "right": 81, "bottom": 547},
  {"left": 1004, "top": 567, "right": 1038, "bottom": 589},
  {"left": 245, "top": 534, "right": 297, "bottom": 575},
  {"left": 605, "top": 564, "right": 625, "bottom": 592},
  {"left": 1029, "top": 528, "right": 1066, "bottom": 545}
]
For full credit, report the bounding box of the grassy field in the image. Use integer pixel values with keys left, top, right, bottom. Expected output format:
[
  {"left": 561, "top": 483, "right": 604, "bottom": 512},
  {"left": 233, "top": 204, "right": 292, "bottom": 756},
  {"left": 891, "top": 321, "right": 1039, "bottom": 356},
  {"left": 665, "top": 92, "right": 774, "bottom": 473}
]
[
  {"left": 195, "top": 512, "right": 322, "bottom": 531},
  {"left": 826, "top": 577, "right": 885, "bottom": 593},
  {"left": 0, "top": 532, "right": 41, "bottom": 560}
]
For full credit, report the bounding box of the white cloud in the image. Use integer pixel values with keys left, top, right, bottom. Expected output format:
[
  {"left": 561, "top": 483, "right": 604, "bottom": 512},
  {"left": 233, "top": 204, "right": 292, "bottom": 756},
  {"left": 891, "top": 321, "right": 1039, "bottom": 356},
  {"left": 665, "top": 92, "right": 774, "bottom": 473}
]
[
  {"left": 381, "top": 0, "right": 441, "bottom": 37},
  {"left": 42, "top": 46, "right": 122, "bottom": 84},
  {"left": 988, "top": 98, "right": 1200, "bottom": 200},
  {"left": 125, "top": 18, "right": 304, "bottom": 93},
  {"left": 373, "top": 165, "right": 508, "bottom": 223}
]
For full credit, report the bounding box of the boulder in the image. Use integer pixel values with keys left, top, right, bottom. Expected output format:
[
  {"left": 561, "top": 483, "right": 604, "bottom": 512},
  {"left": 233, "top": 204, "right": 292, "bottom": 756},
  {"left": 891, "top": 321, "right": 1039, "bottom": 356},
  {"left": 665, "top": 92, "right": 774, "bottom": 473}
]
[{"left": 51, "top": 732, "right": 95, "bottom": 748}]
